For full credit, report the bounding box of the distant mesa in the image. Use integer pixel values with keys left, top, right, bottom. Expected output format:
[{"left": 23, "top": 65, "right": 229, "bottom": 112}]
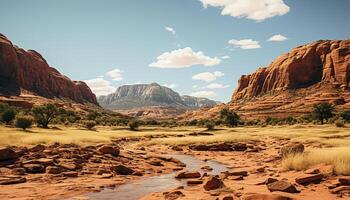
[
  {"left": 181, "top": 39, "right": 350, "bottom": 121},
  {"left": 0, "top": 33, "right": 98, "bottom": 107},
  {"left": 98, "top": 83, "right": 219, "bottom": 119}
]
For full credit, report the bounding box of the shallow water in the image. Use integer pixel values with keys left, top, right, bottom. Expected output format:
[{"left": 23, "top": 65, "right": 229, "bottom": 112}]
[{"left": 84, "top": 154, "right": 228, "bottom": 200}]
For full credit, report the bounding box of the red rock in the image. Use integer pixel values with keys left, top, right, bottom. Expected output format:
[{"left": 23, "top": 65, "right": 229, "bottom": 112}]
[
  {"left": 267, "top": 180, "right": 300, "bottom": 193},
  {"left": 243, "top": 193, "right": 294, "bottom": 200},
  {"left": 0, "top": 33, "right": 97, "bottom": 105},
  {"left": 97, "top": 145, "right": 120, "bottom": 157},
  {"left": 222, "top": 195, "right": 234, "bottom": 200},
  {"left": 330, "top": 186, "right": 350, "bottom": 194},
  {"left": 163, "top": 190, "right": 185, "bottom": 200},
  {"left": 0, "top": 147, "right": 17, "bottom": 161},
  {"left": 23, "top": 164, "right": 45, "bottom": 173},
  {"left": 0, "top": 176, "right": 26, "bottom": 185},
  {"left": 175, "top": 170, "right": 201, "bottom": 179},
  {"left": 295, "top": 173, "right": 323, "bottom": 185},
  {"left": 114, "top": 165, "right": 134, "bottom": 175},
  {"left": 186, "top": 179, "right": 203, "bottom": 185},
  {"left": 203, "top": 176, "right": 225, "bottom": 191},
  {"left": 339, "top": 177, "right": 350, "bottom": 185}
]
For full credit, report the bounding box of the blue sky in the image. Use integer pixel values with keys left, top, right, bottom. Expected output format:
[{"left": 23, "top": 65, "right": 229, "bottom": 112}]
[{"left": 1, "top": 0, "right": 349, "bottom": 102}]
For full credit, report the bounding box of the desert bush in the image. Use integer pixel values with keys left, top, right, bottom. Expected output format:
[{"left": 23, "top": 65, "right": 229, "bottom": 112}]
[
  {"left": 220, "top": 108, "right": 240, "bottom": 127},
  {"left": 128, "top": 120, "right": 140, "bottom": 131},
  {"left": 312, "top": 103, "right": 335, "bottom": 124},
  {"left": 32, "top": 104, "right": 59, "bottom": 128},
  {"left": 86, "top": 110, "right": 101, "bottom": 120},
  {"left": 1, "top": 109, "right": 16, "bottom": 125},
  {"left": 83, "top": 120, "right": 96, "bottom": 130},
  {"left": 335, "top": 119, "right": 345, "bottom": 127},
  {"left": 339, "top": 110, "right": 350, "bottom": 122},
  {"left": 205, "top": 121, "right": 215, "bottom": 131},
  {"left": 15, "top": 115, "right": 33, "bottom": 130}
]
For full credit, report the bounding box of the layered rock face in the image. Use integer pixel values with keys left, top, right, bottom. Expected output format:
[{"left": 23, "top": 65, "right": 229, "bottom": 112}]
[
  {"left": 98, "top": 83, "right": 218, "bottom": 111},
  {"left": 232, "top": 39, "right": 350, "bottom": 101},
  {"left": 0, "top": 33, "right": 97, "bottom": 105}
]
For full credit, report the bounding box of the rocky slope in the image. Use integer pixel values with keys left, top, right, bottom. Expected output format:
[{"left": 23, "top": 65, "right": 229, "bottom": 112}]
[
  {"left": 180, "top": 39, "right": 350, "bottom": 120},
  {"left": 98, "top": 83, "right": 218, "bottom": 110},
  {"left": 0, "top": 33, "right": 97, "bottom": 106}
]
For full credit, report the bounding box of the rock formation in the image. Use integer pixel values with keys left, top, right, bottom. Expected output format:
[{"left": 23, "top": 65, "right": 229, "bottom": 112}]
[{"left": 0, "top": 33, "right": 97, "bottom": 105}]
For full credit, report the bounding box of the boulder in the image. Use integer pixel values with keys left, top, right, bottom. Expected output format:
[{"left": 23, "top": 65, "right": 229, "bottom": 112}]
[
  {"left": 203, "top": 176, "right": 225, "bottom": 191},
  {"left": 46, "top": 166, "right": 62, "bottom": 174},
  {"left": 114, "top": 165, "right": 134, "bottom": 175},
  {"left": 175, "top": 170, "right": 201, "bottom": 179},
  {"left": 12, "top": 168, "right": 26, "bottom": 175},
  {"left": 29, "top": 144, "right": 46, "bottom": 152},
  {"left": 97, "top": 145, "right": 120, "bottom": 156},
  {"left": 23, "top": 164, "right": 45, "bottom": 173},
  {"left": 163, "top": 190, "right": 185, "bottom": 200},
  {"left": 295, "top": 173, "right": 323, "bottom": 185},
  {"left": 0, "top": 147, "right": 17, "bottom": 161},
  {"left": 267, "top": 180, "right": 299, "bottom": 193},
  {"left": 187, "top": 179, "right": 203, "bottom": 185}
]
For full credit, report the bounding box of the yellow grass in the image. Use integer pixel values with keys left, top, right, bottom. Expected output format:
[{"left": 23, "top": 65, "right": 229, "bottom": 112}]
[{"left": 281, "top": 147, "right": 350, "bottom": 175}]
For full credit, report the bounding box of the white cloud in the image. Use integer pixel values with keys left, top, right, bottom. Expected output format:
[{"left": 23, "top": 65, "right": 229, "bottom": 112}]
[
  {"left": 163, "top": 83, "right": 177, "bottom": 89},
  {"left": 149, "top": 47, "right": 221, "bottom": 68},
  {"left": 165, "top": 26, "right": 176, "bottom": 35},
  {"left": 106, "top": 68, "right": 123, "bottom": 81},
  {"left": 192, "top": 71, "right": 224, "bottom": 82},
  {"left": 221, "top": 55, "right": 230, "bottom": 59},
  {"left": 268, "top": 34, "right": 287, "bottom": 42},
  {"left": 199, "top": 0, "right": 290, "bottom": 21},
  {"left": 206, "top": 83, "right": 230, "bottom": 89},
  {"left": 190, "top": 91, "right": 217, "bottom": 98},
  {"left": 85, "top": 78, "right": 115, "bottom": 96},
  {"left": 228, "top": 39, "right": 261, "bottom": 49}
]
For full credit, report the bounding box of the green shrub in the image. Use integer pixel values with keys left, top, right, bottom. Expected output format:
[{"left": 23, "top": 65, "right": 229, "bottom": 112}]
[
  {"left": 128, "top": 120, "right": 140, "bottom": 131},
  {"left": 32, "top": 104, "right": 58, "bottom": 128},
  {"left": 335, "top": 119, "right": 345, "bottom": 127},
  {"left": 205, "top": 121, "right": 215, "bottom": 131},
  {"left": 1, "top": 109, "right": 16, "bottom": 125},
  {"left": 15, "top": 115, "right": 33, "bottom": 130},
  {"left": 220, "top": 108, "right": 240, "bottom": 127},
  {"left": 339, "top": 110, "right": 350, "bottom": 122},
  {"left": 312, "top": 103, "right": 335, "bottom": 124},
  {"left": 83, "top": 120, "right": 96, "bottom": 130}
]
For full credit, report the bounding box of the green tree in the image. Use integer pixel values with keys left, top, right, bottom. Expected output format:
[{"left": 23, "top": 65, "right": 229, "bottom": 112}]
[
  {"left": 15, "top": 115, "right": 33, "bottom": 130},
  {"left": 339, "top": 110, "right": 350, "bottom": 122},
  {"left": 312, "top": 103, "right": 335, "bottom": 124},
  {"left": 220, "top": 108, "right": 240, "bottom": 127},
  {"left": 32, "top": 104, "right": 58, "bottom": 128},
  {"left": 1, "top": 109, "right": 16, "bottom": 125},
  {"left": 205, "top": 121, "right": 215, "bottom": 131}
]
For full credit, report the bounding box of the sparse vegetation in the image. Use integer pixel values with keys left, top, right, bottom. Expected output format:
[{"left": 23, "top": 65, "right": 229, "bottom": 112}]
[
  {"left": 339, "top": 110, "right": 350, "bottom": 122},
  {"left": 335, "top": 119, "right": 345, "bottom": 127},
  {"left": 15, "top": 115, "right": 33, "bottom": 130},
  {"left": 205, "top": 121, "right": 215, "bottom": 131},
  {"left": 1, "top": 109, "right": 16, "bottom": 125},
  {"left": 128, "top": 120, "right": 140, "bottom": 131},
  {"left": 220, "top": 108, "right": 240, "bottom": 127},
  {"left": 312, "top": 103, "right": 335, "bottom": 124},
  {"left": 32, "top": 104, "right": 59, "bottom": 128},
  {"left": 83, "top": 120, "right": 97, "bottom": 130}
]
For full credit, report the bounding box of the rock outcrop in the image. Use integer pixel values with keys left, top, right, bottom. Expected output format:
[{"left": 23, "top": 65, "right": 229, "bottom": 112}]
[
  {"left": 98, "top": 83, "right": 218, "bottom": 111},
  {"left": 0, "top": 33, "right": 97, "bottom": 105},
  {"left": 232, "top": 39, "right": 350, "bottom": 101}
]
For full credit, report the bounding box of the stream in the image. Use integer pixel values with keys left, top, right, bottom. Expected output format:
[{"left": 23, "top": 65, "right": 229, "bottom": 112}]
[{"left": 84, "top": 154, "right": 228, "bottom": 200}]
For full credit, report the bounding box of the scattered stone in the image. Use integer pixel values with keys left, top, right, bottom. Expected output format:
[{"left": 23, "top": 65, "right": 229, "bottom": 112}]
[
  {"left": 59, "top": 162, "right": 80, "bottom": 171},
  {"left": 12, "top": 168, "right": 26, "bottom": 175},
  {"left": 267, "top": 180, "right": 300, "bottom": 193},
  {"left": 147, "top": 160, "right": 164, "bottom": 166},
  {"left": 114, "top": 165, "right": 134, "bottom": 175},
  {"left": 97, "top": 145, "right": 120, "bottom": 156},
  {"left": 0, "top": 176, "right": 26, "bottom": 185},
  {"left": 187, "top": 179, "right": 203, "bottom": 185},
  {"left": 0, "top": 147, "right": 17, "bottom": 161},
  {"left": 201, "top": 165, "right": 213, "bottom": 171},
  {"left": 29, "top": 144, "right": 46, "bottom": 152},
  {"left": 171, "top": 146, "right": 183, "bottom": 151},
  {"left": 222, "top": 195, "right": 234, "bottom": 200},
  {"left": 164, "top": 190, "right": 185, "bottom": 200},
  {"left": 203, "top": 176, "right": 225, "bottom": 191},
  {"left": 23, "top": 164, "right": 45, "bottom": 173},
  {"left": 295, "top": 173, "right": 323, "bottom": 185},
  {"left": 280, "top": 143, "right": 304, "bottom": 158},
  {"left": 175, "top": 170, "right": 201, "bottom": 179},
  {"left": 339, "top": 177, "right": 350, "bottom": 185},
  {"left": 330, "top": 186, "right": 350, "bottom": 194},
  {"left": 225, "top": 170, "right": 248, "bottom": 177},
  {"left": 46, "top": 166, "right": 62, "bottom": 174},
  {"left": 62, "top": 171, "right": 78, "bottom": 177}
]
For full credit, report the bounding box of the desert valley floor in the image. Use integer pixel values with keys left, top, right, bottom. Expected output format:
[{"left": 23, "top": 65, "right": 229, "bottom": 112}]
[{"left": 1, "top": 125, "right": 350, "bottom": 200}]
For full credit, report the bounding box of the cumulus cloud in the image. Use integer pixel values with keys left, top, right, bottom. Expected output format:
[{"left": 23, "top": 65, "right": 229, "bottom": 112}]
[
  {"left": 190, "top": 91, "right": 217, "bottom": 98},
  {"left": 221, "top": 55, "right": 230, "bottom": 59},
  {"left": 149, "top": 47, "right": 221, "bottom": 68},
  {"left": 268, "top": 34, "right": 287, "bottom": 42},
  {"left": 106, "top": 68, "right": 123, "bottom": 81},
  {"left": 85, "top": 78, "right": 115, "bottom": 96},
  {"left": 192, "top": 71, "right": 224, "bottom": 82},
  {"left": 165, "top": 26, "right": 176, "bottom": 35},
  {"left": 228, "top": 39, "right": 261, "bottom": 49},
  {"left": 206, "top": 83, "right": 230, "bottom": 89},
  {"left": 163, "top": 83, "right": 177, "bottom": 89},
  {"left": 199, "top": 0, "right": 290, "bottom": 21}
]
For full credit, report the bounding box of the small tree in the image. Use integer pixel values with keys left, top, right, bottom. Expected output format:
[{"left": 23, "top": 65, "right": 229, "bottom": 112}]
[
  {"left": 32, "top": 104, "right": 58, "bottom": 128},
  {"left": 128, "top": 120, "right": 139, "bottom": 131},
  {"left": 83, "top": 120, "right": 96, "bottom": 130},
  {"left": 15, "top": 115, "right": 33, "bottom": 130},
  {"left": 205, "top": 121, "right": 215, "bottom": 131},
  {"left": 220, "top": 108, "right": 240, "bottom": 127},
  {"left": 1, "top": 109, "right": 16, "bottom": 125},
  {"left": 339, "top": 110, "right": 350, "bottom": 122},
  {"left": 312, "top": 103, "right": 335, "bottom": 124}
]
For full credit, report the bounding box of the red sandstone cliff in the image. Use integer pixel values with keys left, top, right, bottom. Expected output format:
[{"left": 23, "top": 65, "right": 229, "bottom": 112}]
[
  {"left": 0, "top": 33, "right": 97, "bottom": 105},
  {"left": 232, "top": 39, "right": 350, "bottom": 101}
]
